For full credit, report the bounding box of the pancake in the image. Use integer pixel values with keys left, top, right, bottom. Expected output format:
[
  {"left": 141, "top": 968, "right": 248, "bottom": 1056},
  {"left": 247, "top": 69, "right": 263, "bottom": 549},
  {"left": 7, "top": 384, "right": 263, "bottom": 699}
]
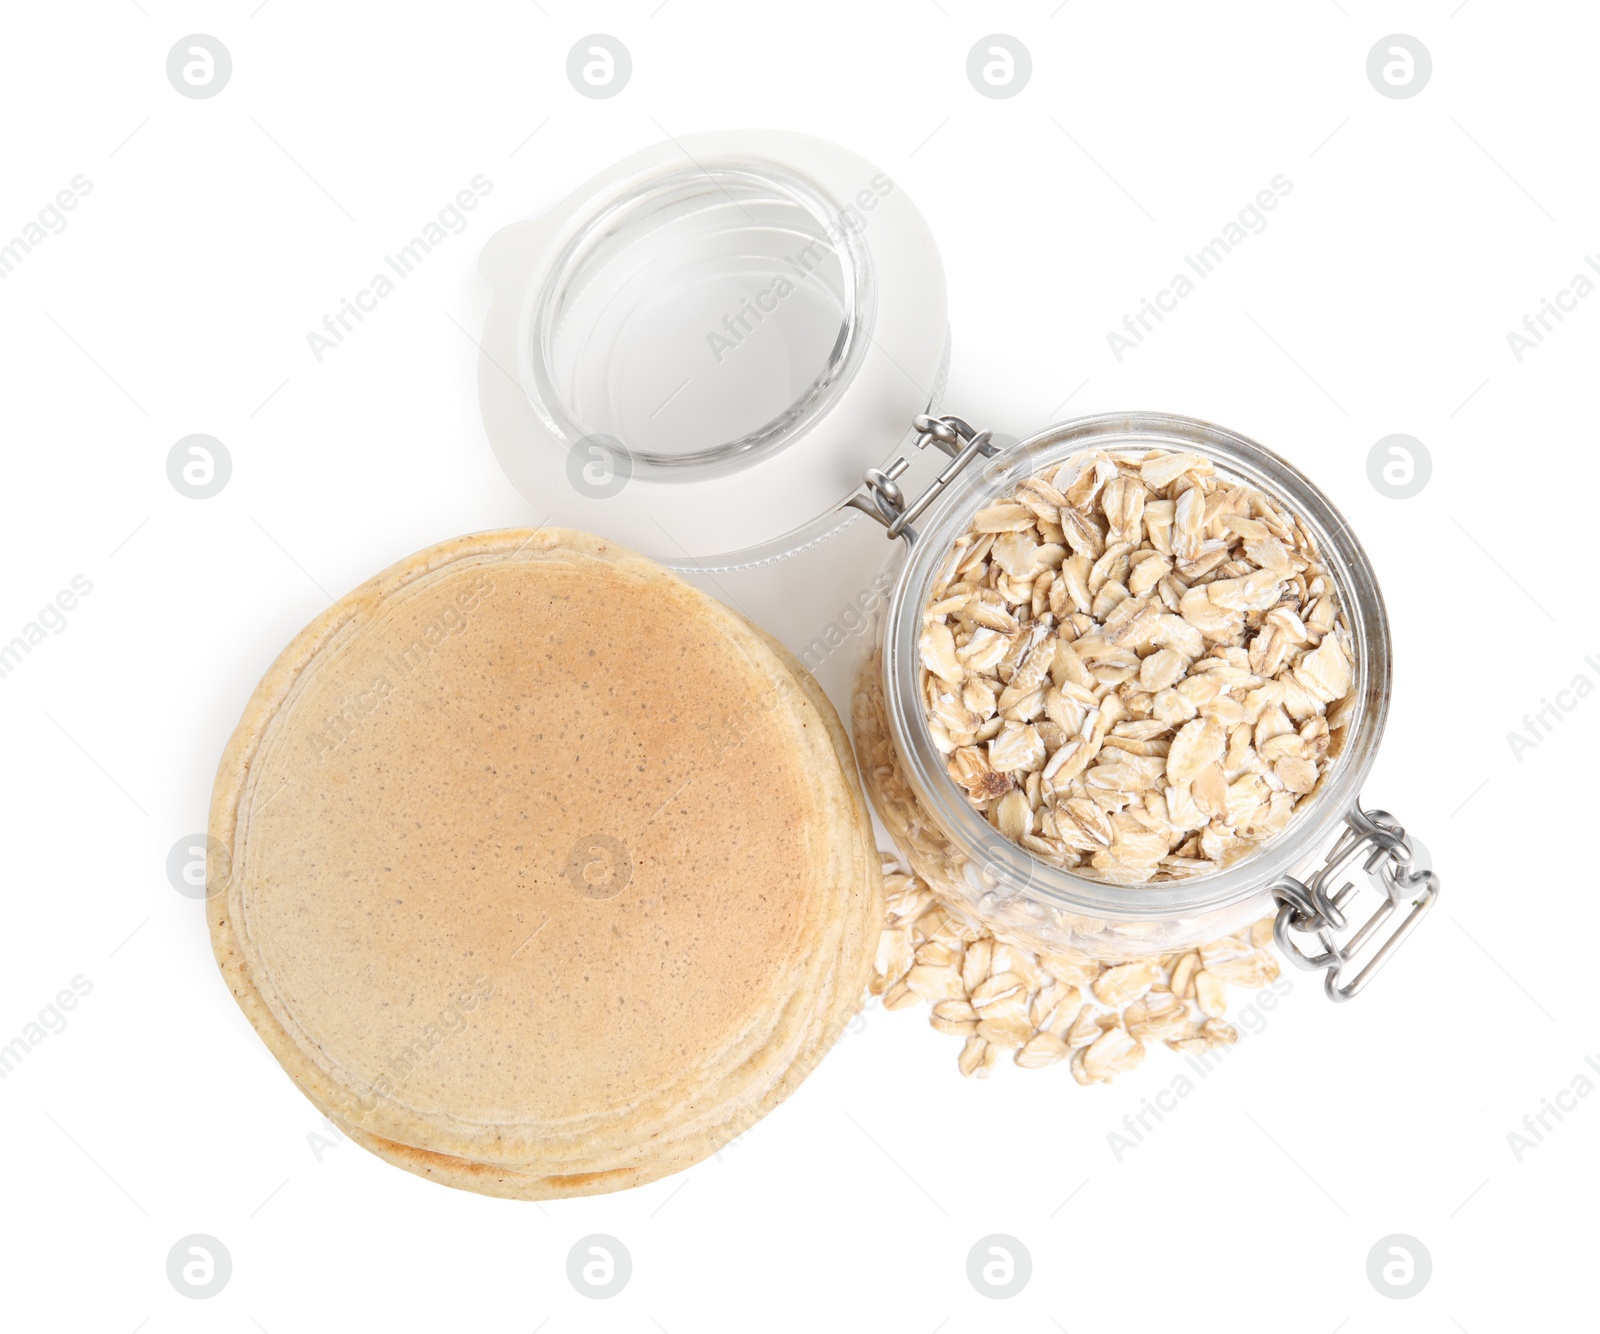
[{"left": 208, "top": 528, "right": 882, "bottom": 1197}]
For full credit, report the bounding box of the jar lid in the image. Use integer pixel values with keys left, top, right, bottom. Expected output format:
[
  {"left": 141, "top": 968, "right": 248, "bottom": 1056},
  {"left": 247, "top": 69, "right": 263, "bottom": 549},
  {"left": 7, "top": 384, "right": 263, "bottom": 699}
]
[{"left": 477, "top": 131, "right": 949, "bottom": 565}]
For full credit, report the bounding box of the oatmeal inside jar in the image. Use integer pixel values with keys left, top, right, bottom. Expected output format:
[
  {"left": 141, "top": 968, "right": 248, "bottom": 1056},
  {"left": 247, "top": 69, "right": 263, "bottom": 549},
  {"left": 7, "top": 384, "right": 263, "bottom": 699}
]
[{"left": 919, "top": 447, "right": 1356, "bottom": 885}]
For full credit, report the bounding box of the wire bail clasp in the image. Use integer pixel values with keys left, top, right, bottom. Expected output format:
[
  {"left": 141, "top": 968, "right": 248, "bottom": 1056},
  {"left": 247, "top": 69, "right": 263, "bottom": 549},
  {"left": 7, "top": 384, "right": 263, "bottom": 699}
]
[
  {"left": 845, "top": 414, "right": 1000, "bottom": 545},
  {"left": 1270, "top": 804, "right": 1440, "bottom": 1002}
]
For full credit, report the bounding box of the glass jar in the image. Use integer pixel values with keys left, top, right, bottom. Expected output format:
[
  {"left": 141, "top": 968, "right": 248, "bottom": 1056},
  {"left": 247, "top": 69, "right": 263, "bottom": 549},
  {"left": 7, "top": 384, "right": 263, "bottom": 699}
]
[
  {"left": 848, "top": 411, "right": 1439, "bottom": 995},
  {"left": 477, "top": 133, "right": 1439, "bottom": 1000}
]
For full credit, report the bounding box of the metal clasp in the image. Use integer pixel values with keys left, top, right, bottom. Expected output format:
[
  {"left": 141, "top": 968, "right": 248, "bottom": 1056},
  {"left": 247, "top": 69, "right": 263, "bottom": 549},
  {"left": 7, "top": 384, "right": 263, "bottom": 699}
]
[
  {"left": 1270, "top": 804, "right": 1440, "bottom": 1002},
  {"left": 845, "top": 414, "right": 999, "bottom": 545}
]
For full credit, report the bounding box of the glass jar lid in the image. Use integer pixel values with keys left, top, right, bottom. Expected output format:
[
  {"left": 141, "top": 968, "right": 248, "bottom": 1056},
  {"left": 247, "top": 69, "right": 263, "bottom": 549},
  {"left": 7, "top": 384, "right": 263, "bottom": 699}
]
[{"left": 477, "top": 131, "right": 950, "bottom": 565}]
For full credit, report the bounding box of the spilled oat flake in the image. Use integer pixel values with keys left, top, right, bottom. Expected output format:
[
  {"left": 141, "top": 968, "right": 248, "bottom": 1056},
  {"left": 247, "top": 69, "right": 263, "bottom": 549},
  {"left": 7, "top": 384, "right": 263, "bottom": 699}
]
[{"left": 872, "top": 854, "right": 1280, "bottom": 1083}]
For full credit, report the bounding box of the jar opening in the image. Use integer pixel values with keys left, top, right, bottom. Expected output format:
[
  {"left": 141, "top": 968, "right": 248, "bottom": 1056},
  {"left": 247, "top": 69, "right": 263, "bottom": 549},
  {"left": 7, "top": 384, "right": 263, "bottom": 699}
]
[
  {"left": 524, "top": 161, "right": 875, "bottom": 482},
  {"left": 881, "top": 412, "right": 1393, "bottom": 924}
]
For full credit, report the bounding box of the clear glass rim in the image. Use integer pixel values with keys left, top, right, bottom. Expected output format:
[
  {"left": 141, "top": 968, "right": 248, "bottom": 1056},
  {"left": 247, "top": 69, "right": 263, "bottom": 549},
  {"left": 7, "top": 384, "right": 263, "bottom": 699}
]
[
  {"left": 881, "top": 410, "right": 1392, "bottom": 920},
  {"left": 520, "top": 158, "right": 876, "bottom": 483}
]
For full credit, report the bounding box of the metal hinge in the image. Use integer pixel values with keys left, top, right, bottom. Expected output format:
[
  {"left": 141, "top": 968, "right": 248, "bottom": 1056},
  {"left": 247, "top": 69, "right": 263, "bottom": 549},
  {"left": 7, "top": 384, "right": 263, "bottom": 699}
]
[
  {"left": 845, "top": 414, "right": 999, "bottom": 545},
  {"left": 1270, "top": 804, "right": 1440, "bottom": 1001}
]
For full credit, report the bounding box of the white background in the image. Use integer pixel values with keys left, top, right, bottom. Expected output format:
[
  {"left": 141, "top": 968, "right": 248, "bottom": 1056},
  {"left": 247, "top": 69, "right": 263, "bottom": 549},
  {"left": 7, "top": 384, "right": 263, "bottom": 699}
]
[{"left": 1, "top": 2, "right": 1594, "bottom": 1330}]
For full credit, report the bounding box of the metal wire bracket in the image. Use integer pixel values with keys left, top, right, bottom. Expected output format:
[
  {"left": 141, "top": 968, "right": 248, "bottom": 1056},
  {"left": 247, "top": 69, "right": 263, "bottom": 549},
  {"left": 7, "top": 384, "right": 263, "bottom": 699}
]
[
  {"left": 845, "top": 414, "right": 999, "bottom": 545},
  {"left": 1270, "top": 804, "right": 1440, "bottom": 1001}
]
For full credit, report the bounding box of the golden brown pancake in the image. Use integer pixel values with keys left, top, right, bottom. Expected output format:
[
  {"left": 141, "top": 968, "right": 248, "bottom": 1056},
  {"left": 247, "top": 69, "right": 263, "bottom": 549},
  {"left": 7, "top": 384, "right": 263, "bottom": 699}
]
[{"left": 208, "top": 529, "right": 881, "bottom": 1197}]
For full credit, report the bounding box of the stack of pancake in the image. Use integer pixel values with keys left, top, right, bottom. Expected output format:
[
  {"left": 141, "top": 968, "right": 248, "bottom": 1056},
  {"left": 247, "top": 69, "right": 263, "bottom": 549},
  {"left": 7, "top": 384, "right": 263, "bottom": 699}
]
[{"left": 208, "top": 529, "right": 882, "bottom": 1199}]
